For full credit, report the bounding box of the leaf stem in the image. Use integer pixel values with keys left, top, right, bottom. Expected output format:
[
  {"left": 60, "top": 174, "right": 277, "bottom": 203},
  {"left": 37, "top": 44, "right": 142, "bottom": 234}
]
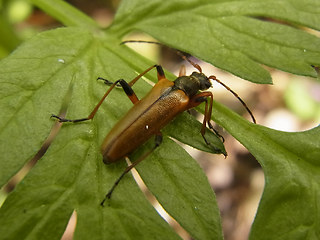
[{"left": 30, "top": 0, "right": 98, "bottom": 28}]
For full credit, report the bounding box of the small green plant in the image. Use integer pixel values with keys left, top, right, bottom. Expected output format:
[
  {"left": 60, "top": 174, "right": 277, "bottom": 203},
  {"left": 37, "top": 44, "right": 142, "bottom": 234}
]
[{"left": 0, "top": 0, "right": 319, "bottom": 239}]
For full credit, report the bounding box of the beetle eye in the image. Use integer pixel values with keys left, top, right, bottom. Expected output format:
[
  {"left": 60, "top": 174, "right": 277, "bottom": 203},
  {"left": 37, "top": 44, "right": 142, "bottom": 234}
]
[
  {"left": 200, "top": 80, "right": 211, "bottom": 90},
  {"left": 199, "top": 76, "right": 211, "bottom": 90}
]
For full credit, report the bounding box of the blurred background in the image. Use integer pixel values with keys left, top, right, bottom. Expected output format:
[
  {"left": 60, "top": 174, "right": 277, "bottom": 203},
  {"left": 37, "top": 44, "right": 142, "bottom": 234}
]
[{"left": 0, "top": 1, "right": 319, "bottom": 239}]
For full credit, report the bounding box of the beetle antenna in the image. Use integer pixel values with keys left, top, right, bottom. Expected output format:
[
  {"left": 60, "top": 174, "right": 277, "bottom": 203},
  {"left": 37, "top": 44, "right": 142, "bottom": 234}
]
[
  {"left": 121, "top": 40, "right": 202, "bottom": 72},
  {"left": 122, "top": 40, "right": 256, "bottom": 123},
  {"left": 176, "top": 52, "right": 202, "bottom": 73},
  {"left": 121, "top": 40, "right": 161, "bottom": 45},
  {"left": 209, "top": 75, "right": 256, "bottom": 123}
]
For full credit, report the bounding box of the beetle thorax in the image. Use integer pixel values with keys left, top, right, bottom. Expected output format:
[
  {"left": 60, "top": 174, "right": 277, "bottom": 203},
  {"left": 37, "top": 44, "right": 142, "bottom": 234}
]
[{"left": 174, "top": 72, "right": 211, "bottom": 97}]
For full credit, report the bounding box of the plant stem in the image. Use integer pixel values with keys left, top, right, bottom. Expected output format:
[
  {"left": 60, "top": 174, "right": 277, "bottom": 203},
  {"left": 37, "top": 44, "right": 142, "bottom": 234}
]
[{"left": 31, "top": 0, "right": 98, "bottom": 28}]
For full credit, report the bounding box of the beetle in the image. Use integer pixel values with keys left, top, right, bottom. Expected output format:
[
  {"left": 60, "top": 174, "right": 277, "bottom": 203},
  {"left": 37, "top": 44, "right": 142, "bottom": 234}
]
[{"left": 51, "top": 43, "right": 256, "bottom": 205}]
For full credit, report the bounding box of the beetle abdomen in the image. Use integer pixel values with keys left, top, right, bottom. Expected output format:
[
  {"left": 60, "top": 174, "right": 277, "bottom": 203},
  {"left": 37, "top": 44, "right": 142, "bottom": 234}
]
[{"left": 101, "top": 82, "right": 189, "bottom": 163}]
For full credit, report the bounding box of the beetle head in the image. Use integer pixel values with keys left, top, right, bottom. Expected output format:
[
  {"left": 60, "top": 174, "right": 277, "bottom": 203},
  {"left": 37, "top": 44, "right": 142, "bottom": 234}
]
[{"left": 190, "top": 72, "right": 212, "bottom": 90}]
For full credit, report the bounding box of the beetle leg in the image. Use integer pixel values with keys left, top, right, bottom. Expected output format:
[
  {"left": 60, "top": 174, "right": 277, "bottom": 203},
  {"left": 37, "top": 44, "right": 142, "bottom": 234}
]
[
  {"left": 187, "top": 92, "right": 213, "bottom": 133},
  {"left": 197, "top": 92, "right": 214, "bottom": 144},
  {"left": 118, "top": 79, "right": 140, "bottom": 104},
  {"left": 51, "top": 77, "right": 141, "bottom": 123},
  {"left": 156, "top": 65, "right": 166, "bottom": 81},
  {"left": 187, "top": 92, "right": 225, "bottom": 147},
  {"left": 198, "top": 93, "right": 225, "bottom": 142},
  {"left": 179, "top": 65, "right": 186, "bottom": 77},
  {"left": 52, "top": 65, "right": 166, "bottom": 123},
  {"left": 51, "top": 79, "right": 121, "bottom": 123},
  {"left": 96, "top": 77, "right": 117, "bottom": 86},
  {"left": 101, "top": 133, "right": 163, "bottom": 206},
  {"left": 128, "top": 64, "right": 166, "bottom": 86}
]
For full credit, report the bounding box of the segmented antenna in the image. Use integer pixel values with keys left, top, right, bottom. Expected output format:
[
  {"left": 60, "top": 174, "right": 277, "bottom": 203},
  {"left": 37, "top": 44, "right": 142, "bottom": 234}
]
[
  {"left": 122, "top": 40, "right": 256, "bottom": 123},
  {"left": 209, "top": 75, "right": 256, "bottom": 123},
  {"left": 122, "top": 40, "right": 203, "bottom": 73}
]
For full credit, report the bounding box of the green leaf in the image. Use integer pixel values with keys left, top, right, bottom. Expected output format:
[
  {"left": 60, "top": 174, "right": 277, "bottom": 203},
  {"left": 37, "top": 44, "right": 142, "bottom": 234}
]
[
  {"left": 0, "top": 15, "right": 21, "bottom": 58},
  {"left": 163, "top": 112, "right": 226, "bottom": 156},
  {"left": 1, "top": 0, "right": 320, "bottom": 239},
  {"left": 111, "top": 0, "right": 320, "bottom": 84},
  {"left": 30, "top": 0, "right": 98, "bottom": 28},
  {"left": 0, "top": 121, "right": 181, "bottom": 240},
  {"left": 0, "top": 27, "right": 222, "bottom": 240},
  {"left": 212, "top": 102, "right": 320, "bottom": 240},
  {"left": 133, "top": 138, "right": 223, "bottom": 240}
]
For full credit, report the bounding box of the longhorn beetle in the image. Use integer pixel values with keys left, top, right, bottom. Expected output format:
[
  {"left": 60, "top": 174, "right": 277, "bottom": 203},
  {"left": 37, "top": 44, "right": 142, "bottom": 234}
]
[{"left": 51, "top": 41, "right": 256, "bottom": 205}]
